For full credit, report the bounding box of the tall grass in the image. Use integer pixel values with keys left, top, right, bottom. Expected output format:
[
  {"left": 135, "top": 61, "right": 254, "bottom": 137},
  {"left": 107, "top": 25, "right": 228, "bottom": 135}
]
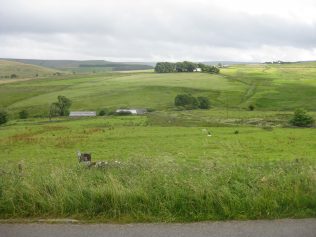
[{"left": 1, "top": 157, "right": 315, "bottom": 222}]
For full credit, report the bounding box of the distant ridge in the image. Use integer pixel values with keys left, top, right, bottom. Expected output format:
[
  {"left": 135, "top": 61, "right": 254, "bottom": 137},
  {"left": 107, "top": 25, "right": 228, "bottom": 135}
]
[{"left": 1, "top": 58, "right": 154, "bottom": 72}]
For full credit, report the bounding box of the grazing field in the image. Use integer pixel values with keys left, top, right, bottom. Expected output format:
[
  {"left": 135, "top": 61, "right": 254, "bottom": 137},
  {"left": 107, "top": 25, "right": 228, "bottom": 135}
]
[
  {"left": 0, "top": 117, "right": 315, "bottom": 222},
  {"left": 0, "top": 62, "right": 315, "bottom": 222},
  {"left": 1, "top": 63, "right": 316, "bottom": 118}
]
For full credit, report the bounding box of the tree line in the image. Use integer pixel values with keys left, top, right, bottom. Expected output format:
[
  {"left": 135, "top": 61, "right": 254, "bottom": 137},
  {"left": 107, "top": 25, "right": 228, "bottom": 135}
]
[{"left": 155, "top": 61, "right": 220, "bottom": 74}]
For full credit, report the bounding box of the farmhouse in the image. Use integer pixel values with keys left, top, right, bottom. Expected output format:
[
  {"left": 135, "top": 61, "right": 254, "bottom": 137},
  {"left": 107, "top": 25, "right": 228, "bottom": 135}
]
[
  {"left": 116, "top": 108, "right": 147, "bottom": 115},
  {"left": 193, "top": 68, "right": 202, "bottom": 72},
  {"left": 69, "top": 111, "right": 97, "bottom": 117}
]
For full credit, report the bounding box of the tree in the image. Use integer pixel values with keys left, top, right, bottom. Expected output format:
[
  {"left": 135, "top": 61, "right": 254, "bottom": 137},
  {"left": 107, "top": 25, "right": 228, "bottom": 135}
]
[
  {"left": 197, "top": 97, "right": 210, "bottom": 109},
  {"left": 56, "top": 95, "right": 72, "bottom": 116},
  {"left": 175, "top": 62, "right": 186, "bottom": 72},
  {"left": 207, "top": 66, "right": 220, "bottom": 74},
  {"left": 155, "top": 61, "right": 219, "bottom": 74},
  {"left": 174, "top": 94, "right": 200, "bottom": 109},
  {"left": 49, "top": 103, "right": 60, "bottom": 120},
  {"left": 19, "top": 110, "right": 29, "bottom": 119},
  {"left": 0, "top": 110, "right": 8, "bottom": 125},
  {"left": 289, "top": 109, "right": 314, "bottom": 127},
  {"left": 49, "top": 95, "right": 72, "bottom": 119},
  {"left": 10, "top": 74, "right": 17, "bottom": 79},
  {"left": 183, "top": 61, "right": 197, "bottom": 72},
  {"left": 155, "top": 62, "right": 176, "bottom": 73},
  {"left": 197, "top": 63, "right": 208, "bottom": 71}
]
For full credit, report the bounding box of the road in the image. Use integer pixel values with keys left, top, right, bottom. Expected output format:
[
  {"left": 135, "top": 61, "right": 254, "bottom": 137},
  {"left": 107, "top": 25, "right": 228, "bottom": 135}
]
[{"left": 0, "top": 219, "right": 315, "bottom": 237}]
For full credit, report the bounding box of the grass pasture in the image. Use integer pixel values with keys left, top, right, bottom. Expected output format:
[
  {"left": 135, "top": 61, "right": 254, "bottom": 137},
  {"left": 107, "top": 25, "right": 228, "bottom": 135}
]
[
  {"left": 0, "top": 62, "right": 316, "bottom": 222},
  {"left": 1, "top": 62, "right": 316, "bottom": 118},
  {"left": 0, "top": 117, "right": 315, "bottom": 222}
]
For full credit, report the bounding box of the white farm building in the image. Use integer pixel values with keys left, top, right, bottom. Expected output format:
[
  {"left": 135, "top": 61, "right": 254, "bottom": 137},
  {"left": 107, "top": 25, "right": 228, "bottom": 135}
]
[
  {"left": 116, "top": 108, "right": 147, "bottom": 115},
  {"left": 193, "top": 68, "right": 202, "bottom": 72},
  {"left": 69, "top": 111, "right": 97, "bottom": 117}
]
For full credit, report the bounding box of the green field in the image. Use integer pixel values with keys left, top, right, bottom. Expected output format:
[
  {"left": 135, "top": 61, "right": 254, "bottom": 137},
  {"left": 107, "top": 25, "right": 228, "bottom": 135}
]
[
  {"left": 0, "top": 62, "right": 315, "bottom": 222},
  {"left": 1, "top": 63, "right": 316, "bottom": 118}
]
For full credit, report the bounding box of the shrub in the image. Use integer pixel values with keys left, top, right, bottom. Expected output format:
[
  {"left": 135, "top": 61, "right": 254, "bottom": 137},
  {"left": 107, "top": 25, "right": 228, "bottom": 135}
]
[
  {"left": 206, "top": 66, "right": 220, "bottom": 74},
  {"left": 99, "top": 110, "right": 106, "bottom": 116},
  {"left": 99, "top": 109, "right": 109, "bottom": 116},
  {"left": 146, "top": 108, "right": 155, "bottom": 112},
  {"left": 248, "top": 104, "right": 255, "bottom": 111},
  {"left": 175, "top": 94, "right": 200, "bottom": 109},
  {"left": 289, "top": 109, "right": 314, "bottom": 127},
  {"left": 19, "top": 110, "right": 29, "bottom": 119},
  {"left": 0, "top": 110, "right": 8, "bottom": 125},
  {"left": 197, "top": 97, "right": 210, "bottom": 109}
]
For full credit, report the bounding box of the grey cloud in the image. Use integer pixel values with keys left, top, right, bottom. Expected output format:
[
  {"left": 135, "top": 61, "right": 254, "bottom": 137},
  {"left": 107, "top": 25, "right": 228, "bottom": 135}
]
[{"left": 0, "top": 0, "right": 316, "bottom": 61}]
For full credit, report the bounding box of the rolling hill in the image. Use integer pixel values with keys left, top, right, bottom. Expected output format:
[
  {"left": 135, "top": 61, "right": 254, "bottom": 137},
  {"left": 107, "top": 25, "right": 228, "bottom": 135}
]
[
  {"left": 0, "top": 60, "right": 64, "bottom": 79},
  {"left": 2, "top": 58, "right": 154, "bottom": 73},
  {"left": 0, "top": 62, "right": 315, "bottom": 117}
]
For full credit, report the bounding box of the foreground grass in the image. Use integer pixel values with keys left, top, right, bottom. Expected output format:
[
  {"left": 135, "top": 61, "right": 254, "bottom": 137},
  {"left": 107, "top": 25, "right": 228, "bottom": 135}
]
[
  {"left": 1, "top": 157, "right": 315, "bottom": 222},
  {"left": 0, "top": 117, "right": 315, "bottom": 222}
]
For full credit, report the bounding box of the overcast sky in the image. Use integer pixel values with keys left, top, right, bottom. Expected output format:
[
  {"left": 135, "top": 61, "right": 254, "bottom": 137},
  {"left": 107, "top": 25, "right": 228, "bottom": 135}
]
[{"left": 1, "top": 0, "right": 316, "bottom": 62}]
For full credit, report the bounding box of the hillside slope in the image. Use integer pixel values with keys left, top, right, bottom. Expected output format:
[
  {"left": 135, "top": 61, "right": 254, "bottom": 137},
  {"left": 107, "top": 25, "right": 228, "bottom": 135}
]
[
  {"left": 2, "top": 59, "right": 153, "bottom": 72},
  {"left": 0, "top": 60, "right": 63, "bottom": 79},
  {"left": 0, "top": 63, "right": 315, "bottom": 115}
]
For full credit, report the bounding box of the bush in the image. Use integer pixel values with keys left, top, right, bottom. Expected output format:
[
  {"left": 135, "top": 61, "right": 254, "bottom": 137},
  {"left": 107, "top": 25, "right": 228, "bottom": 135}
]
[
  {"left": 248, "top": 104, "right": 255, "bottom": 111},
  {"left": 175, "top": 94, "right": 211, "bottom": 110},
  {"left": 175, "top": 94, "right": 200, "bottom": 109},
  {"left": 0, "top": 110, "right": 8, "bottom": 125},
  {"left": 99, "top": 109, "right": 109, "bottom": 116},
  {"left": 146, "top": 108, "right": 155, "bottom": 112},
  {"left": 197, "top": 97, "right": 210, "bottom": 109},
  {"left": 19, "top": 110, "right": 29, "bottom": 119},
  {"left": 99, "top": 110, "right": 106, "bottom": 116},
  {"left": 289, "top": 109, "right": 314, "bottom": 127},
  {"left": 206, "top": 66, "right": 220, "bottom": 74}
]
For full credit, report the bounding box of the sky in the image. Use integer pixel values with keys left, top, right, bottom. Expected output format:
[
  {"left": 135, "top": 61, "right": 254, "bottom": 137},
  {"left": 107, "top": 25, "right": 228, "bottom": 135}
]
[{"left": 1, "top": 0, "right": 316, "bottom": 62}]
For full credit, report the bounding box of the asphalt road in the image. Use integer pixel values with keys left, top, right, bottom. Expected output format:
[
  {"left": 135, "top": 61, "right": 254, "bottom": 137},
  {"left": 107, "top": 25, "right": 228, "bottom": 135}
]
[{"left": 0, "top": 219, "right": 315, "bottom": 237}]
